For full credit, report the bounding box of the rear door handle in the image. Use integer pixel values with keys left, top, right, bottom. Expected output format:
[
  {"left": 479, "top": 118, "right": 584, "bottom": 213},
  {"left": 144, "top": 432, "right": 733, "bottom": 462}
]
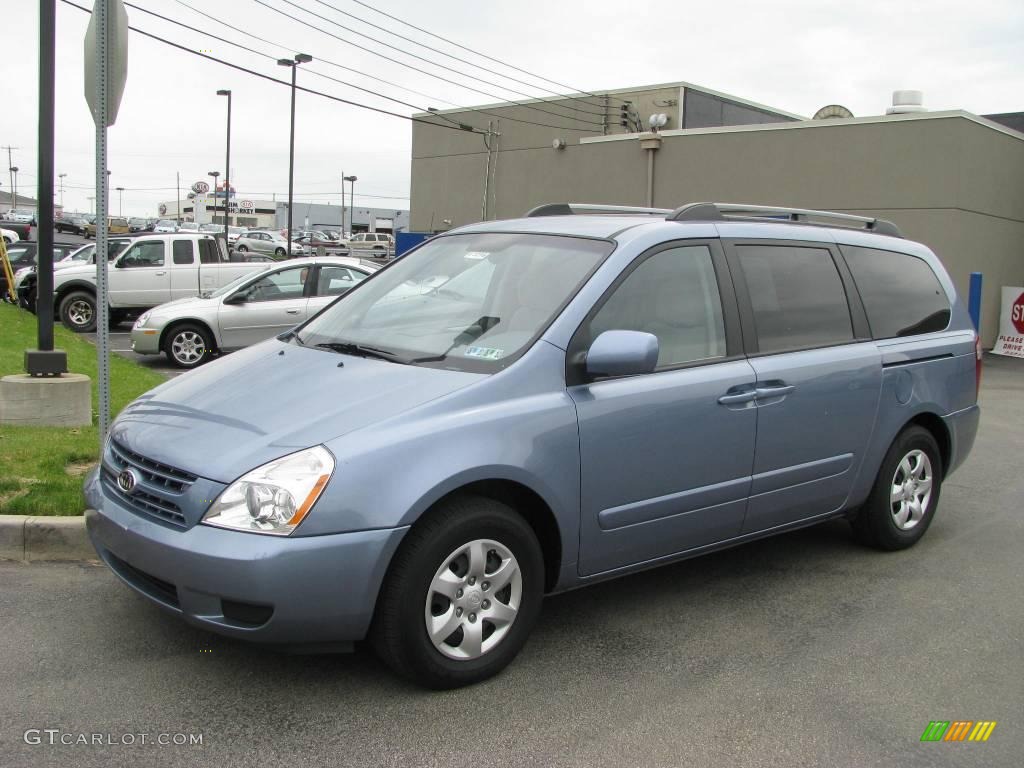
[
  {"left": 754, "top": 384, "right": 795, "bottom": 398},
  {"left": 285, "top": 308, "right": 301, "bottom": 315},
  {"left": 154, "top": 271, "right": 166, "bottom": 276}
]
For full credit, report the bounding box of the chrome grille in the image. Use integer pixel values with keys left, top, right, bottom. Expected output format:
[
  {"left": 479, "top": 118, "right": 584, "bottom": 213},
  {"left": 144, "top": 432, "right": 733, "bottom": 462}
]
[{"left": 103, "top": 441, "right": 195, "bottom": 527}]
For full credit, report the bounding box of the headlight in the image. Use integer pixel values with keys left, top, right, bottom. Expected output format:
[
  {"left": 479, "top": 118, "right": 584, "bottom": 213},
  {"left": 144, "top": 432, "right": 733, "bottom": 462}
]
[
  {"left": 134, "top": 311, "right": 152, "bottom": 328},
  {"left": 201, "top": 446, "right": 334, "bottom": 536}
]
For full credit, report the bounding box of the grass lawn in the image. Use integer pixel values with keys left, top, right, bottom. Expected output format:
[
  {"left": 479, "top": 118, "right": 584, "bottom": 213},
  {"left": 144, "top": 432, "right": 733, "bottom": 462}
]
[{"left": 0, "top": 302, "right": 167, "bottom": 515}]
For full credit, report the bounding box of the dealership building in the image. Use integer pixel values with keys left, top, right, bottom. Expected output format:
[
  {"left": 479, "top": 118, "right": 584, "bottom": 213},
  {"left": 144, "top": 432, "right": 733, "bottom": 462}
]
[
  {"left": 158, "top": 194, "right": 409, "bottom": 234},
  {"left": 410, "top": 81, "right": 1024, "bottom": 345}
]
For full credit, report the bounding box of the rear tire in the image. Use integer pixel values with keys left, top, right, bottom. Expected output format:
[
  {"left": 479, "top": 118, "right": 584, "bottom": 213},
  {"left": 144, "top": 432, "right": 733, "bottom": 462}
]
[
  {"left": 59, "top": 290, "right": 97, "bottom": 332},
  {"left": 163, "top": 323, "right": 214, "bottom": 368},
  {"left": 372, "top": 495, "right": 544, "bottom": 689},
  {"left": 851, "top": 425, "right": 943, "bottom": 550},
  {"left": 274, "top": 247, "right": 286, "bottom": 258}
]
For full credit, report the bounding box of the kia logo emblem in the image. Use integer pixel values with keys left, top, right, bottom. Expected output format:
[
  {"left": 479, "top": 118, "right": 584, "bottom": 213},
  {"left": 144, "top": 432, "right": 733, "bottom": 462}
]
[{"left": 117, "top": 469, "right": 140, "bottom": 494}]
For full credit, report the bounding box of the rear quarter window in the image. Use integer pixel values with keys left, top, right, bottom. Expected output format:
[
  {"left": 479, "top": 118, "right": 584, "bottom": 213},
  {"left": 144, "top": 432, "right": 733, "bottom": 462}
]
[{"left": 842, "top": 246, "right": 951, "bottom": 338}]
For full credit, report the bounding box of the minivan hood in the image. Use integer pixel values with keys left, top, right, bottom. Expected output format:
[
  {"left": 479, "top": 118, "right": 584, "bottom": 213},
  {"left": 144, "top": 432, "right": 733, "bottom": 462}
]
[{"left": 110, "top": 340, "right": 483, "bottom": 482}]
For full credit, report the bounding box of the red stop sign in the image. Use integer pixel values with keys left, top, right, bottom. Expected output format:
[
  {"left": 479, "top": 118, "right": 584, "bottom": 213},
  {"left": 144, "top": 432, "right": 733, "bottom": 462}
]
[{"left": 1013, "top": 292, "right": 1024, "bottom": 334}]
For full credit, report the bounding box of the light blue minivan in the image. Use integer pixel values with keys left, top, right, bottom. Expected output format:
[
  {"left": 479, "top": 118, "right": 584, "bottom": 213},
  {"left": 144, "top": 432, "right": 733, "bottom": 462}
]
[{"left": 86, "top": 203, "right": 981, "bottom": 688}]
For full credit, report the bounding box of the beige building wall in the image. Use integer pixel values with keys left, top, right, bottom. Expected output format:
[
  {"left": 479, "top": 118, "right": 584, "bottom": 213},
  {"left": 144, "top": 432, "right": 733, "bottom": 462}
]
[{"left": 411, "top": 111, "right": 1024, "bottom": 345}]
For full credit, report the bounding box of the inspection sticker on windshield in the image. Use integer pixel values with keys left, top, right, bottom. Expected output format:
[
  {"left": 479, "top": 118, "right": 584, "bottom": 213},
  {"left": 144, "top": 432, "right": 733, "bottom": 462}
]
[
  {"left": 464, "top": 251, "right": 490, "bottom": 260},
  {"left": 465, "top": 346, "right": 504, "bottom": 360}
]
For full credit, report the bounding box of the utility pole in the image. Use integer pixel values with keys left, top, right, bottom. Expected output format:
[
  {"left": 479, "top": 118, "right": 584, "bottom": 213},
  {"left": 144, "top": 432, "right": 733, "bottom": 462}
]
[
  {"left": 340, "top": 169, "right": 345, "bottom": 234},
  {"left": 58, "top": 173, "right": 66, "bottom": 207},
  {"left": 3, "top": 145, "right": 17, "bottom": 211},
  {"left": 176, "top": 171, "right": 181, "bottom": 223}
]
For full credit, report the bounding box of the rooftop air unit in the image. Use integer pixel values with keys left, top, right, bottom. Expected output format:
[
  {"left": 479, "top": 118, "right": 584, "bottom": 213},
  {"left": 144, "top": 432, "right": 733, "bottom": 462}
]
[{"left": 887, "top": 90, "right": 926, "bottom": 115}]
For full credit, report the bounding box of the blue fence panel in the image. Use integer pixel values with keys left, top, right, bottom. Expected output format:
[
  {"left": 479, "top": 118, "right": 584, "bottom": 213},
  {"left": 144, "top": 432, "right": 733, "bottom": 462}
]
[
  {"left": 396, "top": 232, "right": 431, "bottom": 257},
  {"left": 968, "top": 272, "right": 983, "bottom": 331}
]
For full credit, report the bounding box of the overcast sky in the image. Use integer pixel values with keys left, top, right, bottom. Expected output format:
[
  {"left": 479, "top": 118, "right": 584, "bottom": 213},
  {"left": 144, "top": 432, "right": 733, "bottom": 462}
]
[{"left": 1, "top": 0, "right": 1021, "bottom": 217}]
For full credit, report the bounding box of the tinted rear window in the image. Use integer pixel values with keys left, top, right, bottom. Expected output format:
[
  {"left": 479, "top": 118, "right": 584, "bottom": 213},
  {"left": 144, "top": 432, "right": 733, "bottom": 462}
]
[
  {"left": 843, "top": 246, "right": 951, "bottom": 338},
  {"left": 737, "top": 244, "right": 854, "bottom": 353}
]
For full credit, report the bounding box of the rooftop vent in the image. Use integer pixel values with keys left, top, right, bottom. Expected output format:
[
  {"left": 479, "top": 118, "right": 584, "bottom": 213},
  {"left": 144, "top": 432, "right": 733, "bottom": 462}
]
[{"left": 887, "top": 90, "right": 926, "bottom": 115}]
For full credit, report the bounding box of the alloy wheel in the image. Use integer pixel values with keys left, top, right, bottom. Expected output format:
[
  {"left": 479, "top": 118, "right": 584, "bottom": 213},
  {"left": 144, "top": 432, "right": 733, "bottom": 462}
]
[
  {"left": 67, "top": 300, "right": 93, "bottom": 328},
  {"left": 170, "top": 330, "right": 207, "bottom": 365}
]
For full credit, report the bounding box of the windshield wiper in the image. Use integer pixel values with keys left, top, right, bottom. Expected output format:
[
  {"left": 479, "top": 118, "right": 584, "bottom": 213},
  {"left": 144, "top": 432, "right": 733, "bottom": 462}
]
[{"left": 313, "top": 342, "right": 408, "bottom": 364}]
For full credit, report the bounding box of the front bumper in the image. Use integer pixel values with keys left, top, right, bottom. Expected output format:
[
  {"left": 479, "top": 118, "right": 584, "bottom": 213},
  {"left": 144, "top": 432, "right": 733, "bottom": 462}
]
[
  {"left": 129, "top": 326, "right": 162, "bottom": 355},
  {"left": 85, "top": 469, "right": 407, "bottom": 648}
]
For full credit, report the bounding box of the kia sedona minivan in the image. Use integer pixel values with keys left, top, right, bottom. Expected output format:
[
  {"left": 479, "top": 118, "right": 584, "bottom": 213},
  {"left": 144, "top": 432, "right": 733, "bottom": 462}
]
[{"left": 85, "top": 202, "right": 981, "bottom": 689}]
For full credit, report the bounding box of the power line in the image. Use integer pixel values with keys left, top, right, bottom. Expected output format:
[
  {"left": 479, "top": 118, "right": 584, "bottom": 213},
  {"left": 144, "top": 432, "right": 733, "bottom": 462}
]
[
  {"left": 171, "top": 0, "right": 605, "bottom": 133},
  {"left": 60, "top": 0, "right": 486, "bottom": 134},
  {"left": 307, "top": 0, "right": 605, "bottom": 115},
  {"left": 345, "top": 0, "right": 606, "bottom": 103},
  {"left": 252, "top": 0, "right": 606, "bottom": 128}
]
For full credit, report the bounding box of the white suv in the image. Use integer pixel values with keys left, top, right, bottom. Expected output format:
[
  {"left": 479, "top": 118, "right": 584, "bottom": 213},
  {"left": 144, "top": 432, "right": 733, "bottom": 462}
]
[{"left": 344, "top": 232, "right": 394, "bottom": 254}]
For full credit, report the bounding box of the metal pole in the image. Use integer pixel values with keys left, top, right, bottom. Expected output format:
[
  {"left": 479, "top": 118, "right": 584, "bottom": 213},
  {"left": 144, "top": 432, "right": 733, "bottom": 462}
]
[
  {"left": 968, "top": 272, "right": 983, "bottom": 332},
  {"left": 58, "top": 173, "right": 66, "bottom": 207},
  {"left": 176, "top": 171, "right": 180, "bottom": 223},
  {"left": 95, "top": 0, "right": 111, "bottom": 440},
  {"left": 286, "top": 63, "right": 297, "bottom": 257},
  {"left": 30, "top": 0, "right": 62, "bottom": 370},
  {"left": 340, "top": 169, "right": 345, "bottom": 235},
  {"left": 224, "top": 91, "right": 231, "bottom": 226}
]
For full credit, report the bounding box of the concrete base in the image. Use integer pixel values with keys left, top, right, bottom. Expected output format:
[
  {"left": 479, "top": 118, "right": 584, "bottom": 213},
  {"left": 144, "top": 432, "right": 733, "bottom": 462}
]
[{"left": 0, "top": 373, "right": 92, "bottom": 426}]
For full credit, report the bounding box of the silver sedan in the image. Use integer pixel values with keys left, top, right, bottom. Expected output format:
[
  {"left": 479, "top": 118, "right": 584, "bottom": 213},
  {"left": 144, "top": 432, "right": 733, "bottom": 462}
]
[{"left": 131, "top": 256, "right": 378, "bottom": 368}]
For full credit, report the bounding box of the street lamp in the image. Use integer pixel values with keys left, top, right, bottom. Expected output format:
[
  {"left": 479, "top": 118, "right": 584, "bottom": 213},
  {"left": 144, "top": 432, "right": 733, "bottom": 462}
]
[
  {"left": 58, "top": 173, "right": 66, "bottom": 208},
  {"left": 9, "top": 166, "right": 18, "bottom": 209},
  {"left": 208, "top": 171, "right": 220, "bottom": 225},
  {"left": 278, "top": 53, "right": 313, "bottom": 257},
  {"left": 216, "top": 89, "right": 232, "bottom": 227},
  {"left": 115, "top": 186, "right": 124, "bottom": 216},
  {"left": 344, "top": 175, "right": 357, "bottom": 235}
]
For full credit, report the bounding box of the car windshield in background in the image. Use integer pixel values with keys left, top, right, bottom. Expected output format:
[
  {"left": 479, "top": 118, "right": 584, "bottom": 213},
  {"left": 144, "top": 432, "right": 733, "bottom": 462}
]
[
  {"left": 156, "top": 220, "right": 176, "bottom": 227},
  {"left": 296, "top": 232, "right": 612, "bottom": 372}
]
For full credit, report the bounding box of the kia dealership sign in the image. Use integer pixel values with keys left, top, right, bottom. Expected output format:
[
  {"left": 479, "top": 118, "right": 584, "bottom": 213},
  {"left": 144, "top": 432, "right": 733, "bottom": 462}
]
[
  {"left": 992, "top": 287, "right": 1024, "bottom": 358},
  {"left": 191, "top": 181, "right": 210, "bottom": 194}
]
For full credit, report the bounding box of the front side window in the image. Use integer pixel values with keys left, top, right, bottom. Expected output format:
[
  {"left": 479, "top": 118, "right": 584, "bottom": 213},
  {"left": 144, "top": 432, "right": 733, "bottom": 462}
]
[
  {"left": 297, "top": 233, "right": 611, "bottom": 372},
  {"left": 842, "top": 246, "right": 951, "bottom": 338},
  {"left": 737, "top": 245, "right": 853, "bottom": 353},
  {"left": 120, "top": 241, "right": 165, "bottom": 268},
  {"left": 584, "top": 245, "right": 726, "bottom": 368},
  {"left": 237, "top": 266, "right": 310, "bottom": 303}
]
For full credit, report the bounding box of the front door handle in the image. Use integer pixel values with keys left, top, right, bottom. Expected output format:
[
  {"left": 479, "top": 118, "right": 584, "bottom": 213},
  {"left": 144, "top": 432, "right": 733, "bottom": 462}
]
[
  {"left": 285, "top": 308, "right": 301, "bottom": 315},
  {"left": 154, "top": 271, "right": 166, "bottom": 276},
  {"left": 718, "top": 390, "right": 758, "bottom": 405}
]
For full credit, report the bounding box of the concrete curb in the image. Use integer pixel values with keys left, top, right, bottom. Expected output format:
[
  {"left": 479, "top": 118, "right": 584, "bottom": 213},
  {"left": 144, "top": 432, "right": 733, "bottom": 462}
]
[{"left": 0, "top": 513, "right": 95, "bottom": 562}]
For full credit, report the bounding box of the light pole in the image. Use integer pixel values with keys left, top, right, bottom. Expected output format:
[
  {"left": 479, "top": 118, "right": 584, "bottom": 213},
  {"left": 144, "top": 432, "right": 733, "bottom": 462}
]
[
  {"left": 277, "top": 53, "right": 312, "bottom": 257},
  {"left": 344, "top": 174, "right": 357, "bottom": 235},
  {"left": 10, "top": 166, "right": 18, "bottom": 210},
  {"left": 208, "top": 171, "right": 220, "bottom": 225},
  {"left": 216, "top": 89, "right": 231, "bottom": 227},
  {"left": 58, "top": 173, "right": 66, "bottom": 208},
  {"left": 115, "top": 186, "right": 124, "bottom": 216}
]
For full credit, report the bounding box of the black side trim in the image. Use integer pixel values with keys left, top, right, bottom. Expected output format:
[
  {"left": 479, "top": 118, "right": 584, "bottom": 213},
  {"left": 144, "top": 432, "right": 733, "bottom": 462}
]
[{"left": 882, "top": 353, "right": 955, "bottom": 368}]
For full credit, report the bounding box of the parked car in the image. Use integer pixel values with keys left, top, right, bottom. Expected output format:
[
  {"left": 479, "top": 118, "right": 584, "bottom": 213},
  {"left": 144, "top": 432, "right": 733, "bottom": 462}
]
[
  {"left": 339, "top": 231, "right": 394, "bottom": 254},
  {"left": 129, "top": 217, "right": 149, "bottom": 233},
  {"left": 177, "top": 221, "right": 201, "bottom": 233},
  {"left": 84, "top": 217, "right": 130, "bottom": 238},
  {"left": 153, "top": 219, "right": 179, "bottom": 234},
  {"left": 55, "top": 215, "right": 89, "bottom": 235},
  {"left": 18, "top": 238, "right": 133, "bottom": 313},
  {"left": 84, "top": 202, "right": 980, "bottom": 689},
  {"left": 52, "top": 234, "right": 265, "bottom": 331},
  {"left": 4, "top": 208, "right": 36, "bottom": 225},
  {"left": 1, "top": 227, "right": 20, "bottom": 244},
  {"left": 5, "top": 242, "right": 79, "bottom": 305},
  {"left": 2, "top": 221, "right": 32, "bottom": 242},
  {"left": 199, "top": 223, "right": 223, "bottom": 234},
  {"left": 131, "top": 256, "right": 378, "bottom": 367},
  {"left": 233, "top": 230, "right": 308, "bottom": 259}
]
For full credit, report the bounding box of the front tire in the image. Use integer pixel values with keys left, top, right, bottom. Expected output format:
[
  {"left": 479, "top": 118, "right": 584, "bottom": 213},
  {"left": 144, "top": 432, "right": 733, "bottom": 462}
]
[
  {"left": 372, "top": 495, "right": 544, "bottom": 689},
  {"left": 163, "top": 323, "right": 214, "bottom": 368},
  {"left": 851, "top": 425, "right": 943, "bottom": 550},
  {"left": 59, "top": 290, "right": 97, "bottom": 332},
  {"left": 274, "top": 247, "right": 286, "bottom": 258}
]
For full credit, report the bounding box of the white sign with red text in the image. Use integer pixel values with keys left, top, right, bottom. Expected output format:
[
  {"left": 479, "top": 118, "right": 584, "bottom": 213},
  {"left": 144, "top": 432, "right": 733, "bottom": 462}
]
[{"left": 992, "top": 286, "right": 1024, "bottom": 358}]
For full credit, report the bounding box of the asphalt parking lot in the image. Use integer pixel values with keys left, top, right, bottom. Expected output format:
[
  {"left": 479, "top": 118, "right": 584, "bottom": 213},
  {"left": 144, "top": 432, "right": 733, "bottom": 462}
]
[
  {"left": 1, "top": 356, "right": 1021, "bottom": 768},
  {"left": 84, "top": 328, "right": 186, "bottom": 379}
]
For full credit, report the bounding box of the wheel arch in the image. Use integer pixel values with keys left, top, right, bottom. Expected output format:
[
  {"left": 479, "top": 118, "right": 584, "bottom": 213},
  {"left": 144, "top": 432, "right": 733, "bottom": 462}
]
[{"left": 904, "top": 412, "right": 951, "bottom": 474}]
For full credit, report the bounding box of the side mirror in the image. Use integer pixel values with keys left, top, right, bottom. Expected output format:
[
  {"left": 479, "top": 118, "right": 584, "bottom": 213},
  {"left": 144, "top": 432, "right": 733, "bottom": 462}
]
[
  {"left": 223, "top": 292, "right": 246, "bottom": 305},
  {"left": 585, "top": 330, "right": 659, "bottom": 378}
]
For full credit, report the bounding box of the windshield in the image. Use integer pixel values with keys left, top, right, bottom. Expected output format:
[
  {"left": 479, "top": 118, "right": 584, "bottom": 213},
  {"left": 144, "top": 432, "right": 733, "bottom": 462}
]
[
  {"left": 297, "top": 232, "right": 611, "bottom": 372},
  {"left": 209, "top": 266, "right": 272, "bottom": 298},
  {"left": 156, "top": 220, "right": 176, "bottom": 227}
]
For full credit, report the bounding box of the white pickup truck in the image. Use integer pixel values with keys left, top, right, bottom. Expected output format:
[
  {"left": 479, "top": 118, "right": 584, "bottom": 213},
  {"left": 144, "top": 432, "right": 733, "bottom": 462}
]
[{"left": 53, "top": 234, "right": 266, "bottom": 331}]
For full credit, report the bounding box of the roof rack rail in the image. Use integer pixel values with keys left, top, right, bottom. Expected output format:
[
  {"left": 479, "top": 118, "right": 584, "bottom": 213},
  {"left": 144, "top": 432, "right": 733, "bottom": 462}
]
[
  {"left": 666, "top": 202, "right": 903, "bottom": 238},
  {"left": 526, "top": 203, "right": 673, "bottom": 217}
]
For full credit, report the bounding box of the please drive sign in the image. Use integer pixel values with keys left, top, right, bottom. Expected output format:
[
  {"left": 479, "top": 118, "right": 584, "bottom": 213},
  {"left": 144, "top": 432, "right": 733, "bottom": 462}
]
[{"left": 992, "top": 286, "right": 1024, "bottom": 358}]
